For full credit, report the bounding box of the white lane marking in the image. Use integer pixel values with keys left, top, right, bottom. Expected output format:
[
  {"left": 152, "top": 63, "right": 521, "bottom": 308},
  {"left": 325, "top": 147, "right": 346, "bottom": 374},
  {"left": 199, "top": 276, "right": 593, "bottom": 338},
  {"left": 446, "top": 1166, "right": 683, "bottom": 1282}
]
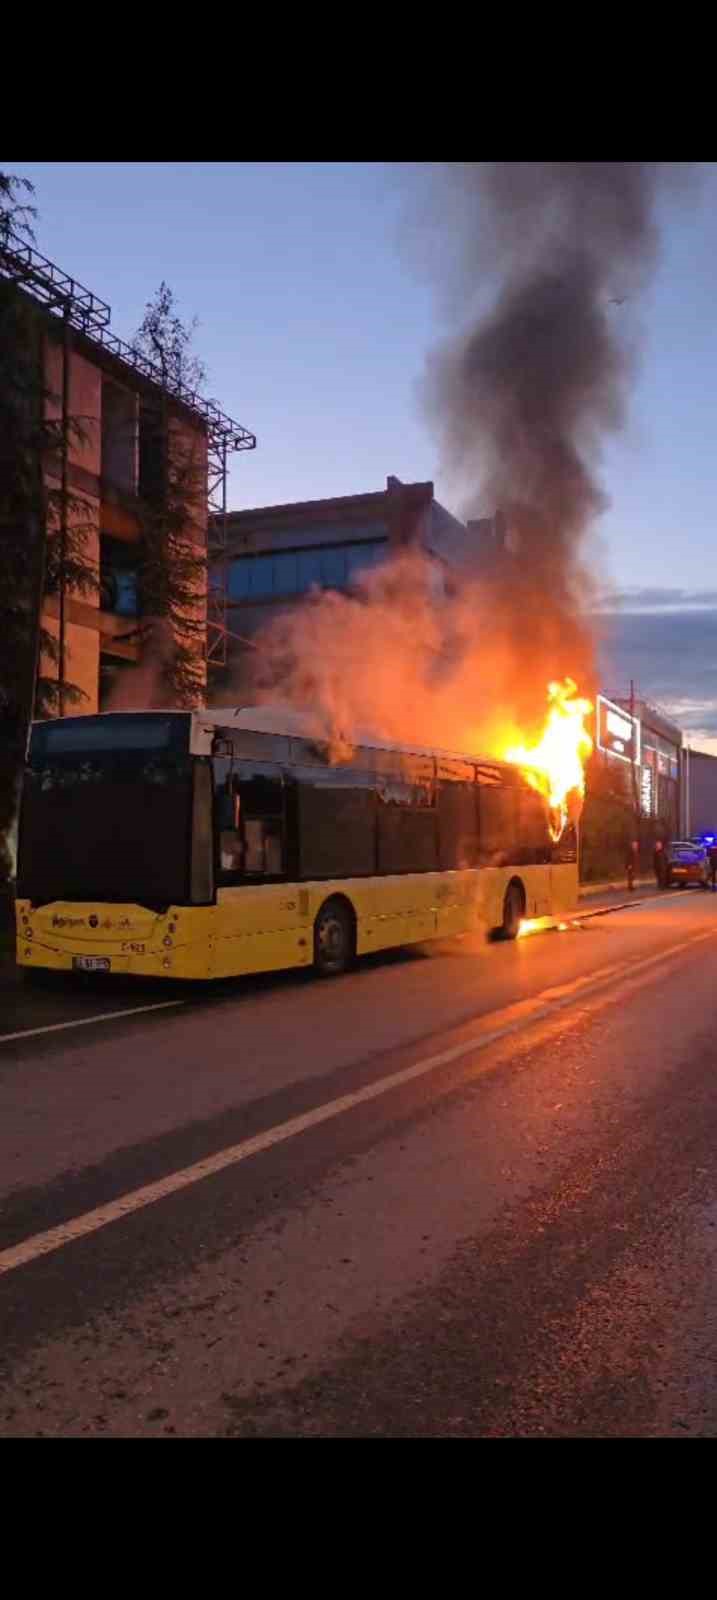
[
  {"left": 0, "top": 1000, "right": 184, "bottom": 1045},
  {"left": 1, "top": 922, "right": 715, "bottom": 1279}
]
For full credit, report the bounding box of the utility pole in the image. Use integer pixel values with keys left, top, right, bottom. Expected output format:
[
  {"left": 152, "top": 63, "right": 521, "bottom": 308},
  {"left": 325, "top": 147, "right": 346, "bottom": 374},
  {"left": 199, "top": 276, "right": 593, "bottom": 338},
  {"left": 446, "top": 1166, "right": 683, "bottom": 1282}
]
[
  {"left": 629, "top": 679, "right": 641, "bottom": 826},
  {"left": 628, "top": 679, "right": 643, "bottom": 882}
]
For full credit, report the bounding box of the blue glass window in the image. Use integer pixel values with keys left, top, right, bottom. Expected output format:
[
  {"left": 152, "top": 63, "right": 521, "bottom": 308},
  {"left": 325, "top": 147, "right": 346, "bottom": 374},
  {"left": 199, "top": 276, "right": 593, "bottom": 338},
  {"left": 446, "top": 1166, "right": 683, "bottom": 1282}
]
[
  {"left": 346, "top": 543, "right": 384, "bottom": 581},
  {"left": 273, "top": 551, "right": 299, "bottom": 595},
  {"left": 100, "top": 566, "right": 139, "bottom": 617},
  {"left": 114, "top": 570, "right": 139, "bottom": 617},
  {"left": 227, "top": 542, "right": 387, "bottom": 603},
  {"left": 228, "top": 562, "right": 251, "bottom": 600},
  {"left": 248, "top": 556, "right": 274, "bottom": 598},
  {"left": 297, "top": 551, "right": 323, "bottom": 591},
  {"left": 320, "top": 547, "right": 347, "bottom": 587}
]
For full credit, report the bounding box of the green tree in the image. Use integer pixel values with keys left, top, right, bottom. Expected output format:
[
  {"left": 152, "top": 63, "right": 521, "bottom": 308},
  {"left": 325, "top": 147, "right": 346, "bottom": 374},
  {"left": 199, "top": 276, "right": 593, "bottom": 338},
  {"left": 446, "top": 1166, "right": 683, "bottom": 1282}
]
[
  {"left": 580, "top": 750, "right": 634, "bottom": 882},
  {"left": 131, "top": 282, "right": 208, "bottom": 707},
  {"left": 0, "top": 172, "right": 97, "bottom": 885}
]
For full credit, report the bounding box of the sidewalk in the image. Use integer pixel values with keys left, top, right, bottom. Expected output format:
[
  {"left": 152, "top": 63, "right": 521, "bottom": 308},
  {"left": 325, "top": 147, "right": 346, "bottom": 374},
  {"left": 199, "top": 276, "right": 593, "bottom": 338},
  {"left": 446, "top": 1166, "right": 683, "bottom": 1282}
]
[
  {"left": 578, "top": 875, "right": 654, "bottom": 900},
  {"left": 574, "top": 879, "right": 665, "bottom": 917}
]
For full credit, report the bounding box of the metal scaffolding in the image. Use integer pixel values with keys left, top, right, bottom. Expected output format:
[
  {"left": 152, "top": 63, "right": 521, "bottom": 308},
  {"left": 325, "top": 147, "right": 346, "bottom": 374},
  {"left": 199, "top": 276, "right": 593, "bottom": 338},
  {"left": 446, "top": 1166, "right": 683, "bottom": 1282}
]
[
  {"left": 0, "top": 222, "right": 256, "bottom": 670},
  {"left": 0, "top": 225, "right": 111, "bottom": 333}
]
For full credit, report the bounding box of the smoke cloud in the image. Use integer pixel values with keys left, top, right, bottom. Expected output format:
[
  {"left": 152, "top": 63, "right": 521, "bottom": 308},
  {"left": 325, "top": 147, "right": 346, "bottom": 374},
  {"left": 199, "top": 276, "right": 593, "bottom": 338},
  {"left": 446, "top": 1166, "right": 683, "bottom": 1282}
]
[
  {"left": 249, "top": 164, "right": 691, "bottom": 757},
  {"left": 103, "top": 618, "right": 176, "bottom": 712},
  {"left": 421, "top": 163, "right": 672, "bottom": 595}
]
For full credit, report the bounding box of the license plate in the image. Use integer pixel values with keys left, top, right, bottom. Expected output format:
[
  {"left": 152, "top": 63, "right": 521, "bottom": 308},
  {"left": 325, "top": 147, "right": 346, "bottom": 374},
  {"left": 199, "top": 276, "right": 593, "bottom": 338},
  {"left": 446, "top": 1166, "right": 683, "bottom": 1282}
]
[{"left": 73, "top": 956, "right": 110, "bottom": 973}]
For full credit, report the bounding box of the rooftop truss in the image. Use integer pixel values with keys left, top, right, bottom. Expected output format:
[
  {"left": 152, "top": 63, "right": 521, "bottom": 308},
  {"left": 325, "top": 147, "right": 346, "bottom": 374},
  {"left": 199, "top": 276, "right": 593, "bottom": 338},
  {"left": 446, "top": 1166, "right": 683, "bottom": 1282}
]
[{"left": 0, "top": 222, "right": 257, "bottom": 669}]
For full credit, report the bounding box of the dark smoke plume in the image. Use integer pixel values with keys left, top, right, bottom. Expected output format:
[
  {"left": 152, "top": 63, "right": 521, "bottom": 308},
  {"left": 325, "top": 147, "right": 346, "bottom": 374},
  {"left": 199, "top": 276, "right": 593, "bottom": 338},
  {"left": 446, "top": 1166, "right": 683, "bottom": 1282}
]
[
  {"left": 424, "top": 163, "right": 674, "bottom": 558},
  {"left": 248, "top": 163, "right": 691, "bottom": 754}
]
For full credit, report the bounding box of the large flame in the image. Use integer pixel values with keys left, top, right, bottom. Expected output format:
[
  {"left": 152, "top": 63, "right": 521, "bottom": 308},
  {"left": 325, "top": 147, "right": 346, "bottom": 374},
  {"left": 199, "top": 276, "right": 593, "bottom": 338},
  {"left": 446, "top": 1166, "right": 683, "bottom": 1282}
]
[{"left": 504, "top": 678, "right": 593, "bottom": 843}]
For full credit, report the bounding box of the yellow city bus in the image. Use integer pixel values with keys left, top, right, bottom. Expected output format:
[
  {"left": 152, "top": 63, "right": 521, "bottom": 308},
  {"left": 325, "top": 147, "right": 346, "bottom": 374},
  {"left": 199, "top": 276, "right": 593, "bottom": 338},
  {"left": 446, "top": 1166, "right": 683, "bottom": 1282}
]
[{"left": 15, "top": 707, "right": 578, "bottom": 981}]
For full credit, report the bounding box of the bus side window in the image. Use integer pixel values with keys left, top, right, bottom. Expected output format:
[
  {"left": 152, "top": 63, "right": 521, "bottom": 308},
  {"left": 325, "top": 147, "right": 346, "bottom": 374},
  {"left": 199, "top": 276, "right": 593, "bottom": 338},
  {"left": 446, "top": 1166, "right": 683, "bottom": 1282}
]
[
  {"left": 214, "top": 760, "right": 286, "bottom": 883},
  {"left": 437, "top": 780, "right": 479, "bottom": 869},
  {"left": 478, "top": 779, "right": 519, "bottom": 865},
  {"left": 235, "top": 770, "right": 285, "bottom": 880},
  {"left": 516, "top": 782, "right": 552, "bottom": 863},
  {"left": 215, "top": 779, "right": 243, "bottom": 873}
]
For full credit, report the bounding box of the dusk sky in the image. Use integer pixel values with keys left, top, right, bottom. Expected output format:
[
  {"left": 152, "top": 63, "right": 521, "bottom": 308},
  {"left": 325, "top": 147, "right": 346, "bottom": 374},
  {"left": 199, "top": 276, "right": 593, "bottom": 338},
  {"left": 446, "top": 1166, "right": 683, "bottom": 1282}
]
[{"left": 8, "top": 161, "right": 717, "bottom": 746}]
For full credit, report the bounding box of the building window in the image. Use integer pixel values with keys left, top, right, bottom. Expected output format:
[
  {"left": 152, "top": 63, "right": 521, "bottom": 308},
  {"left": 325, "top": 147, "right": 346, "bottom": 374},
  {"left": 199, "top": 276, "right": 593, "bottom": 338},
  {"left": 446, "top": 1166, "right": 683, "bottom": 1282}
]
[
  {"left": 138, "top": 398, "right": 164, "bottom": 501},
  {"left": 100, "top": 535, "right": 140, "bottom": 617},
  {"left": 297, "top": 550, "right": 323, "bottom": 591},
  {"left": 248, "top": 555, "right": 274, "bottom": 599},
  {"left": 320, "top": 547, "right": 346, "bottom": 587},
  {"left": 102, "top": 380, "right": 138, "bottom": 495},
  {"left": 345, "top": 543, "right": 384, "bottom": 583},
  {"left": 226, "top": 540, "right": 387, "bottom": 606},
  {"left": 274, "top": 551, "right": 299, "bottom": 595},
  {"left": 228, "top": 563, "right": 250, "bottom": 601}
]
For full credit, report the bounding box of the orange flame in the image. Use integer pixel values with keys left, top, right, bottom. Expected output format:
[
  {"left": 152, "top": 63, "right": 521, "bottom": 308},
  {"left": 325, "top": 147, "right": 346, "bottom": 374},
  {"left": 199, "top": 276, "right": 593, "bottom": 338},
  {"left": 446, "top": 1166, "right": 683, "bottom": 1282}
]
[{"left": 505, "top": 678, "right": 593, "bottom": 842}]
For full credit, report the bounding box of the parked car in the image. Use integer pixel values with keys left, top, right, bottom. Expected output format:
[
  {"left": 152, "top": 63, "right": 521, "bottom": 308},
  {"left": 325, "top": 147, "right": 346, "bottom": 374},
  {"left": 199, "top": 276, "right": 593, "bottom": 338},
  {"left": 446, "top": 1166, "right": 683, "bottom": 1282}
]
[{"left": 664, "top": 839, "right": 709, "bottom": 888}]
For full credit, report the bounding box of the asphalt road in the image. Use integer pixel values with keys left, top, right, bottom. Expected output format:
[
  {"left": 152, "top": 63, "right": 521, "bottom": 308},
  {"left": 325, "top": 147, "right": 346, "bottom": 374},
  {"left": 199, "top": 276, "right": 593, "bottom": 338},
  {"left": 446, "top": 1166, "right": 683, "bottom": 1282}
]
[{"left": 2, "top": 884, "right": 717, "bottom": 1436}]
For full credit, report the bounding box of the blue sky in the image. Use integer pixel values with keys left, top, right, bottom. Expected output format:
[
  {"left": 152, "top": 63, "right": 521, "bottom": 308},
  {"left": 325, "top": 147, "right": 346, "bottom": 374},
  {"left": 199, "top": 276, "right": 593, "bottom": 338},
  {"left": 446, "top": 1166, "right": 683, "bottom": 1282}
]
[{"left": 7, "top": 161, "right": 717, "bottom": 741}]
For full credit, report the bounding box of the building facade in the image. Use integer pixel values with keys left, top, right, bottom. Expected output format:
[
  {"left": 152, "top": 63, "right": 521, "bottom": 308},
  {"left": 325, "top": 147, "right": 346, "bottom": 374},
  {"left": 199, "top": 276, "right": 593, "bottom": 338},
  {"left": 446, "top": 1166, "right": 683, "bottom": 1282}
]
[
  {"left": 42, "top": 331, "right": 214, "bottom": 712},
  {"left": 682, "top": 748, "right": 717, "bottom": 837},
  {"left": 211, "top": 475, "right": 479, "bottom": 686},
  {"left": 597, "top": 692, "right": 682, "bottom": 834},
  {"left": 1, "top": 226, "right": 255, "bottom": 717}
]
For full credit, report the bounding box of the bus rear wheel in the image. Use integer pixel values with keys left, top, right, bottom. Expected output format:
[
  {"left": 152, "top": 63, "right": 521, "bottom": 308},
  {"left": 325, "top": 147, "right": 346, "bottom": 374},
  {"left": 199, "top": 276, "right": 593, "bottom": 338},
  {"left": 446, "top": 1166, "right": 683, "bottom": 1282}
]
[
  {"left": 497, "top": 882, "right": 524, "bottom": 941},
  {"left": 314, "top": 898, "right": 355, "bottom": 977}
]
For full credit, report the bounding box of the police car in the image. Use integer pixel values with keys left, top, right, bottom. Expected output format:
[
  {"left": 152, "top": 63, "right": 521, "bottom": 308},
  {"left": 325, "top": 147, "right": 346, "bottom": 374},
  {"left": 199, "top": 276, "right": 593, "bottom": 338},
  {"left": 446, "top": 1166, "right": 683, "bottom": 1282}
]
[{"left": 664, "top": 839, "right": 709, "bottom": 887}]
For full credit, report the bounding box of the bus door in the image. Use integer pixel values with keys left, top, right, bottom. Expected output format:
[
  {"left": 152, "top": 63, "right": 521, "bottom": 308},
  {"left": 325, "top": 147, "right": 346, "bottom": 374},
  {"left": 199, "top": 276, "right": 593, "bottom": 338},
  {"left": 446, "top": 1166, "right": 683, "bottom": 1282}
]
[{"left": 213, "top": 760, "right": 308, "bottom": 975}]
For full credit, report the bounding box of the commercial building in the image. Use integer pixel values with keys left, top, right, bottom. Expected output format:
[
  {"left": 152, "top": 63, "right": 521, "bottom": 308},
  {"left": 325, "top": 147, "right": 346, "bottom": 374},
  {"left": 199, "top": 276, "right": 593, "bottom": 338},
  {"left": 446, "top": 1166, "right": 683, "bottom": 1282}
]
[
  {"left": 597, "top": 692, "right": 682, "bottom": 834},
  {"left": 0, "top": 224, "right": 255, "bottom": 715},
  {"left": 210, "top": 477, "right": 495, "bottom": 688},
  {"left": 682, "top": 747, "right": 717, "bottom": 837}
]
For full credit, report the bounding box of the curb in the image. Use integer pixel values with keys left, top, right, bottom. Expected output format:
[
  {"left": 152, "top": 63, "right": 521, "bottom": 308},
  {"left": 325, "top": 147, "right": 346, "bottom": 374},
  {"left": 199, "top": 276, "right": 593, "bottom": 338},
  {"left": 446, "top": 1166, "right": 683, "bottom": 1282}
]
[
  {"left": 572, "top": 895, "right": 653, "bottom": 923},
  {"left": 579, "top": 877, "right": 654, "bottom": 899}
]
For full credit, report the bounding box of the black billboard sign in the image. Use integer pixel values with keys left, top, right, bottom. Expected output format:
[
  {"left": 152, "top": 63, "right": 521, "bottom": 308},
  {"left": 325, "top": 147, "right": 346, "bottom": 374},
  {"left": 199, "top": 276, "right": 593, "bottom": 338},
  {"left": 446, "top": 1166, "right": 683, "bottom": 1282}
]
[{"left": 596, "top": 695, "right": 640, "bottom": 765}]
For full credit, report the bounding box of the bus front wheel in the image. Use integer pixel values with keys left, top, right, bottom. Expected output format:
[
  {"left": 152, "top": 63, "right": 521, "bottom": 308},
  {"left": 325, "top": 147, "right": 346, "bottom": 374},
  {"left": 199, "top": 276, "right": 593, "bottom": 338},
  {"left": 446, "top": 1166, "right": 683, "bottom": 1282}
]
[
  {"left": 314, "top": 898, "right": 355, "bottom": 977},
  {"left": 496, "top": 882, "right": 524, "bottom": 941}
]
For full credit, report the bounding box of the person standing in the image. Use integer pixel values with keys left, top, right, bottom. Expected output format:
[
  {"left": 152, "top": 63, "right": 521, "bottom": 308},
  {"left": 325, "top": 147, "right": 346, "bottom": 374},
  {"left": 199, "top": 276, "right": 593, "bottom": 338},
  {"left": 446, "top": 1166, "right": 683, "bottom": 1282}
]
[
  {"left": 709, "top": 840, "right": 717, "bottom": 892},
  {"left": 653, "top": 838, "right": 665, "bottom": 888},
  {"left": 626, "top": 838, "right": 639, "bottom": 892}
]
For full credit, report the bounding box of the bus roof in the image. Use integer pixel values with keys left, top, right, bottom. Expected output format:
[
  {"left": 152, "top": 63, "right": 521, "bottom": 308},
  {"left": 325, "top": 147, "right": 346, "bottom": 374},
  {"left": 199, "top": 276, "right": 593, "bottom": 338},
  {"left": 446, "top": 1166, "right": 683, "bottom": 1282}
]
[
  {"left": 194, "top": 704, "right": 509, "bottom": 771},
  {"left": 29, "top": 705, "right": 513, "bottom": 775}
]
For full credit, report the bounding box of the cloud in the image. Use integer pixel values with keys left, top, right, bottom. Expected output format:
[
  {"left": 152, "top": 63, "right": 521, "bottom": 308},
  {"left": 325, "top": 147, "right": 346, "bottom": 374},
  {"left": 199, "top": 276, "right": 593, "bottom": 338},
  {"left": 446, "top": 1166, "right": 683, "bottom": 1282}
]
[
  {"left": 598, "top": 607, "right": 717, "bottom": 746},
  {"left": 595, "top": 587, "right": 717, "bottom": 613}
]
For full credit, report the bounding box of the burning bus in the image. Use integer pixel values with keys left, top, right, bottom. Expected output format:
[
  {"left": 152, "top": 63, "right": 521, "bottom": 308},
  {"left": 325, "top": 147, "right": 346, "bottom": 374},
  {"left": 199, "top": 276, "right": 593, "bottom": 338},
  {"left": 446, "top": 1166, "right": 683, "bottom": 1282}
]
[{"left": 15, "top": 685, "right": 590, "bottom": 982}]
